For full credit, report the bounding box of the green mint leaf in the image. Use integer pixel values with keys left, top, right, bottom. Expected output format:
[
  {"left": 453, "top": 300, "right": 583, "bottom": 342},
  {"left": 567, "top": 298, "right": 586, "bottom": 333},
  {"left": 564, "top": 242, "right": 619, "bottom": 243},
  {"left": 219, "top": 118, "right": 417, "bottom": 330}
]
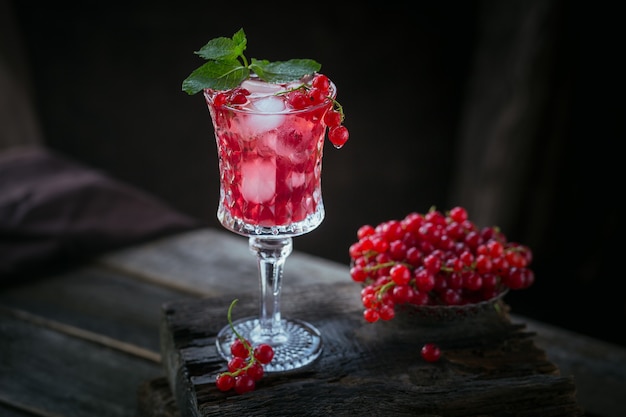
[
  {"left": 182, "top": 28, "right": 321, "bottom": 94},
  {"left": 195, "top": 28, "right": 247, "bottom": 61},
  {"left": 250, "top": 58, "right": 321, "bottom": 83},
  {"left": 182, "top": 59, "right": 249, "bottom": 95}
]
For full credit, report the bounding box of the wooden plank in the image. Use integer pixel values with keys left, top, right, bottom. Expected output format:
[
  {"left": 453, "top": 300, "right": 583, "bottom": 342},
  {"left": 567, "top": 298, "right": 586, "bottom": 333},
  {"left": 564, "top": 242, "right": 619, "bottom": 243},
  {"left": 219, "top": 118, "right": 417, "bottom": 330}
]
[
  {"left": 0, "top": 264, "right": 191, "bottom": 416},
  {"left": 137, "top": 378, "right": 181, "bottom": 417},
  {"left": 0, "top": 264, "right": 196, "bottom": 353},
  {"left": 157, "top": 282, "right": 583, "bottom": 417},
  {"left": 0, "top": 402, "right": 55, "bottom": 417},
  {"left": 524, "top": 317, "right": 626, "bottom": 417},
  {"left": 0, "top": 308, "right": 164, "bottom": 417},
  {"left": 98, "top": 229, "right": 349, "bottom": 296}
]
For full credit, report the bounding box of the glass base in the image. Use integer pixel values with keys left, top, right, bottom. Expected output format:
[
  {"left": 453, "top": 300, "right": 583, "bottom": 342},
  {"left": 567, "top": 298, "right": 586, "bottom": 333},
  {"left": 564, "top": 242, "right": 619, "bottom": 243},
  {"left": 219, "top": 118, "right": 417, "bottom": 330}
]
[
  {"left": 216, "top": 317, "right": 323, "bottom": 373},
  {"left": 217, "top": 201, "right": 324, "bottom": 238}
]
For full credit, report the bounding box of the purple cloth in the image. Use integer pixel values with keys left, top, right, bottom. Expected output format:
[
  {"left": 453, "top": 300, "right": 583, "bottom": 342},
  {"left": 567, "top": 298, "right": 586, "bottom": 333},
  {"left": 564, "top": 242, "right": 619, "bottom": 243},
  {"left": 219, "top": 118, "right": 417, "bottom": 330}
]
[{"left": 0, "top": 147, "right": 199, "bottom": 281}]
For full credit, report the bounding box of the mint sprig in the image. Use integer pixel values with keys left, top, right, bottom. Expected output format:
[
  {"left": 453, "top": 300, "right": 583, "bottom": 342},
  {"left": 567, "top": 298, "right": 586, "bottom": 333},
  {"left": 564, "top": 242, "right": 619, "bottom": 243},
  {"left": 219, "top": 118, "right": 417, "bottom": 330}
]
[{"left": 182, "top": 28, "right": 321, "bottom": 95}]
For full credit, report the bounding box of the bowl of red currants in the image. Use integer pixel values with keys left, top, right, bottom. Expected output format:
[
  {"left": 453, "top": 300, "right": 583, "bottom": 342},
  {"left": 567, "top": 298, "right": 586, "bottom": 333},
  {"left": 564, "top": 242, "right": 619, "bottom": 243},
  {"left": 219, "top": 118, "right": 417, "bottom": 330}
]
[{"left": 349, "top": 206, "right": 534, "bottom": 323}]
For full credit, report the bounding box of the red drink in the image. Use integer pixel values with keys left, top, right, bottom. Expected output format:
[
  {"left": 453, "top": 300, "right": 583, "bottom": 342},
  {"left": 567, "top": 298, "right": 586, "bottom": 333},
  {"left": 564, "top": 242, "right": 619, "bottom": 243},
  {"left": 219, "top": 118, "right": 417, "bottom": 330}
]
[{"left": 204, "top": 75, "right": 336, "bottom": 236}]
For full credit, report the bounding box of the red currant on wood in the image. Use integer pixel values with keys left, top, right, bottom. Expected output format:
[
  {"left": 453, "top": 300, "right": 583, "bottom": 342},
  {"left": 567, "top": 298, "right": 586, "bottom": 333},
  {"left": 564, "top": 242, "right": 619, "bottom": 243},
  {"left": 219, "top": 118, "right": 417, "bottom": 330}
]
[
  {"left": 421, "top": 343, "right": 442, "bottom": 362},
  {"left": 215, "top": 300, "right": 275, "bottom": 394},
  {"left": 234, "top": 374, "right": 255, "bottom": 394},
  {"left": 215, "top": 373, "right": 235, "bottom": 391}
]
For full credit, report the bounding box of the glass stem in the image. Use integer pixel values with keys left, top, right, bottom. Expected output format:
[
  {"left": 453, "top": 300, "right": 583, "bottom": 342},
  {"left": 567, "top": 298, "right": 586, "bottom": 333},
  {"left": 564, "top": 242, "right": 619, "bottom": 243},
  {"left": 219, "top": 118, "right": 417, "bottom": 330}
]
[{"left": 248, "top": 236, "right": 293, "bottom": 344}]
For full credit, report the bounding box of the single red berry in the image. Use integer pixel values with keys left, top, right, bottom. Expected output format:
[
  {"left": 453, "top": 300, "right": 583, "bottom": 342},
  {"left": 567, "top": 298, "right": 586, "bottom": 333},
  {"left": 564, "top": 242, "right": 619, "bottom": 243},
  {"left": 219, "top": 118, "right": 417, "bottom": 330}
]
[
  {"left": 253, "top": 343, "right": 275, "bottom": 365},
  {"left": 390, "top": 264, "right": 411, "bottom": 285},
  {"left": 363, "top": 308, "right": 380, "bottom": 323},
  {"left": 287, "top": 90, "right": 309, "bottom": 109},
  {"left": 246, "top": 362, "right": 264, "bottom": 381},
  {"left": 215, "top": 373, "right": 235, "bottom": 392},
  {"left": 356, "top": 224, "right": 376, "bottom": 240},
  {"left": 379, "top": 304, "right": 396, "bottom": 321},
  {"left": 350, "top": 265, "right": 369, "bottom": 283},
  {"left": 392, "top": 284, "right": 414, "bottom": 304},
  {"left": 414, "top": 268, "right": 435, "bottom": 293},
  {"left": 230, "top": 338, "right": 250, "bottom": 358},
  {"left": 324, "top": 109, "right": 342, "bottom": 127},
  {"left": 423, "top": 253, "right": 442, "bottom": 273},
  {"left": 227, "top": 356, "right": 247, "bottom": 372},
  {"left": 234, "top": 373, "right": 255, "bottom": 394},
  {"left": 421, "top": 343, "right": 442, "bottom": 362},
  {"left": 213, "top": 93, "right": 228, "bottom": 107},
  {"left": 328, "top": 125, "right": 349, "bottom": 148},
  {"left": 448, "top": 206, "right": 468, "bottom": 223},
  {"left": 308, "top": 88, "right": 327, "bottom": 105},
  {"left": 312, "top": 73, "right": 330, "bottom": 91}
]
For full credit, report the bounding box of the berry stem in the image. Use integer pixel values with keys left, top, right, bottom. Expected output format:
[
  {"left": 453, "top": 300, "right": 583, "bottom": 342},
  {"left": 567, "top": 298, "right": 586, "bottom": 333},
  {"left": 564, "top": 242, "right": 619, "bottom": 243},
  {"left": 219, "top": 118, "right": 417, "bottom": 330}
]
[{"left": 227, "top": 299, "right": 246, "bottom": 342}]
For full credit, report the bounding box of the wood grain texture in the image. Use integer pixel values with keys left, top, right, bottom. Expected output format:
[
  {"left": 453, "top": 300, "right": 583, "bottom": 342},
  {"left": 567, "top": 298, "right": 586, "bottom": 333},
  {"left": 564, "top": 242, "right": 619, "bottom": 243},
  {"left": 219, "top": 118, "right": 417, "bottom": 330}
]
[
  {"left": 0, "top": 309, "right": 163, "bottom": 417},
  {"left": 158, "top": 282, "right": 583, "bottom": 417}
]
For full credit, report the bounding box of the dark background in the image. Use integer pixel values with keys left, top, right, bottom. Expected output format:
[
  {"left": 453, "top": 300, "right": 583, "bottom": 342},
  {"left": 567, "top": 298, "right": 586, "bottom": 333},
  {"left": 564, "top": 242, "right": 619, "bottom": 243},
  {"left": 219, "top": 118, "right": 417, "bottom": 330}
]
[{"left": 6, "top": 0, "right": 625, "bottom": 346}]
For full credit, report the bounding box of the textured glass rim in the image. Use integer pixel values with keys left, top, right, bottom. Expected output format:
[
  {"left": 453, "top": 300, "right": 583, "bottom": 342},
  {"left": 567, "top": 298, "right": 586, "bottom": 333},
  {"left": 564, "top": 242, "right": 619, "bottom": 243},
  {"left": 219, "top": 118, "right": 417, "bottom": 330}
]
[{"left": 203, "top": 81, "right": 336, "bottom": 115}]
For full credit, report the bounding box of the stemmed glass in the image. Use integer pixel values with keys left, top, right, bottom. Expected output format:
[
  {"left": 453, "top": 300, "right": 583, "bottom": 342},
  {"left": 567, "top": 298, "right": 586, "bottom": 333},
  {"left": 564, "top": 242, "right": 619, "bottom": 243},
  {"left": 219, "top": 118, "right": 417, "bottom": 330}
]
[{"left": 203, "top": 76, "right": 336, "bottom": 372}]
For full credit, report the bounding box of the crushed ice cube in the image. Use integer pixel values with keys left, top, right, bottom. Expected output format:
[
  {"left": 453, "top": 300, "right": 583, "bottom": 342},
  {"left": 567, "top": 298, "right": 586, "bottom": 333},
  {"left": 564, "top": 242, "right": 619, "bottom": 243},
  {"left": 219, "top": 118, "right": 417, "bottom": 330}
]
[
  {"left": 241, "top": 79, "right": 284, "bottom": 95},
  {"left": 241, "top": 158, "right": 276, "bottom": 203},
  {"left": 243, "top": 96, "right": 286, "bottom": 134},
  {"left": 288, "top": 171, "right": 306, "bottom": 189},
  {"left": 252, "top": 96, "right": 286, "bottom": 113}
]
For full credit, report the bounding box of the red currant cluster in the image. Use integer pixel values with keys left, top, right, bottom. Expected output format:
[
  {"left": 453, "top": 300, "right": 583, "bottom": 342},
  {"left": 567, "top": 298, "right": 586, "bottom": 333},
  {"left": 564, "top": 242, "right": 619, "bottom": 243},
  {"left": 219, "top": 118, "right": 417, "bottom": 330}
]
[
  {"left": 212, "top": 74, "right": 349, "bottom": 148},
  {"left": 212, "top": 87, "right": 249, "bottom": 107},
  {"left": 290, "top": 73, "right": 349, "bottom": 149},
  {"left": 215, "top": 300, "right": 275, "bottom": 394},
  {"left": 349, "top": 206, "right": 535, "bottom": 323}
]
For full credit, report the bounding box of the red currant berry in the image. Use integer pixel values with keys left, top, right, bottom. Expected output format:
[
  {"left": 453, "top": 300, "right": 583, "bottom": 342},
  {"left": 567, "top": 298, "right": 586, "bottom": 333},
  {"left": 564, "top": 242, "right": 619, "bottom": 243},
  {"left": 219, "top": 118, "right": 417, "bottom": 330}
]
[
  {"left": 328, "top": 125, "right": 349, "bottom": 148},
  {"left": 357, "top": 224, "right": 376, "bottom": 240},
  {"left": 230, "top": 338, "right": 250, "bottom": 358},
  {"left": 390, "top": 264, "right": 411, "bottom": 285},
  {"left": 414, "top": 268, "right": 435, "bottom": 293},
  {"left": 421, "top": 343, "right": 442, "bottom": 362},
  {"left": 227, "top": 356, "right": 247, "bottom": 372},
  {"left": 312, "top": 73, "right": 330, "bottom": 91},
  {"left": 230, "top": 92, "right": 248, "bottom": 105},
  {"left": 234, "top": 374, "right": 255, "bottom": 394},
  {"left": 253, "top": 343, "right": 275, "bottom": 365},
  {"left": 246, "top": 362, "right": 264, "bottom": 381},
  {"left": 379, "top": 304, "right": 395, "bottom": 321},
  {"left": 423, "top": 253, "right": 442, "bottom": 273},
  {"left": 448, "top": 206, "right": 468, "bottom": 223},
  {"left": 213, "top": 93, "right": 228, "bottom": 107},
  {"left": 363, "top": 308, "right": 380, "bottom": 323},
  {"left": 215, "top": 373, "right": 235, "bottom": 392},
  {"left": 392, "top": 284, "right": 414, "bottom": 304},
  {"left": 350, "top": 265, "right": 369, "bottom": 282},
  {"left": 287, "top": 90, "right": 309, "bottom": 109},
  {"left": 324, "top": 109, "right": 342, "bottom": 127},
  {"left": 308, "top": 88, "right": 327, "bottom": 105}
]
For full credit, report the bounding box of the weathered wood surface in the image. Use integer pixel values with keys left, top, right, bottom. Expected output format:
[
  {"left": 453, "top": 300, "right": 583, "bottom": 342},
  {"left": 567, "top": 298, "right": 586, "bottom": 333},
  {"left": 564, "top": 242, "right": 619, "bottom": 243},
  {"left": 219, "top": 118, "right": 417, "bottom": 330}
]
[
  {"left": 2, "top": 228, "right": 626, "bottom": 417},
  {"left": 0, "top": 262, "right": 182, "bottom": 417},
  {"left": 157, "top": 281, "right": 583, "bottom": 417}
]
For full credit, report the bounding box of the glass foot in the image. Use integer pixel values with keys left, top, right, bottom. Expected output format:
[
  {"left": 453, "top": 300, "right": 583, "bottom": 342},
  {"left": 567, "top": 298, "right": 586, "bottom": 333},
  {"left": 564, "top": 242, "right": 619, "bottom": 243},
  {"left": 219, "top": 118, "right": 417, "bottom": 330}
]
[{"left": 216, "top": 317, "right": 323, "bottom": 373}]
